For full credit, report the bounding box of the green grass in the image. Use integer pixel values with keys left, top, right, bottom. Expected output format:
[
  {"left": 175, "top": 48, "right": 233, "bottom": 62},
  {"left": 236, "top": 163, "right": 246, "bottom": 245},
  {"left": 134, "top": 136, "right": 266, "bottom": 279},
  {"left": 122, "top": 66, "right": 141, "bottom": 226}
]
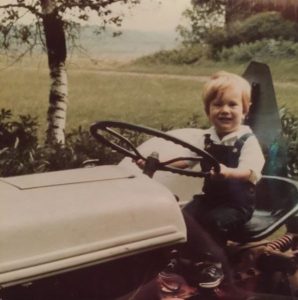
[
  {"left": 67, "top": 70, "right": 208, "bottom": 129},
  {"left": 0, "top": 56, "right": 297, "bottom": 142},
  {"left": 118, "top": 60, "right": 247, "bottom": 77},
  {"left": 0, "top": 67, "right": 50, "bottom": 135}
]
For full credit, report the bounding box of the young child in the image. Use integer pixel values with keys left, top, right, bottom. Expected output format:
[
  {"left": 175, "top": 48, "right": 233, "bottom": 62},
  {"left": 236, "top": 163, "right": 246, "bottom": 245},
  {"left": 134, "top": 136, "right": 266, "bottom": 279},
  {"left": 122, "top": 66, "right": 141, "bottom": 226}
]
[
  {"left": 185, "top": 71, "right": 264, "bottom": 237},
  {"left": 136, "top": 71, "right": 265, "bottom": 289},
  {"left": 176, "top": 71, "right": 265, "bottom": 288}
]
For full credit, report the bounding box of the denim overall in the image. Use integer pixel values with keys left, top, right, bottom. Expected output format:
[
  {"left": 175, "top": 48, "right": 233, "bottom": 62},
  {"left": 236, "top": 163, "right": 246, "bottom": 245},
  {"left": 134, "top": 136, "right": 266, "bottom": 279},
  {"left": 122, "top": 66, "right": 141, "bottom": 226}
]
[{"left": 183, "top": 133, "right": 256, "bottom": 246}]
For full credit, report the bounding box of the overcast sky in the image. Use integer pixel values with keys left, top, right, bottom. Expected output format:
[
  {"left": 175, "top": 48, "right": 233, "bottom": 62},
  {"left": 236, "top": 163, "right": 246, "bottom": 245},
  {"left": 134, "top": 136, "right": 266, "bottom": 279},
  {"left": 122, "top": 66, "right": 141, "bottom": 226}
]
[
  {"left": 92, "top": 0, "right": 191, "bottom": 32},
  {"left": 121, "top": 0, "right": 191, "bottom": 32},
  {"left": 5, "top": 0, "right": 191, "bottom": 33}
]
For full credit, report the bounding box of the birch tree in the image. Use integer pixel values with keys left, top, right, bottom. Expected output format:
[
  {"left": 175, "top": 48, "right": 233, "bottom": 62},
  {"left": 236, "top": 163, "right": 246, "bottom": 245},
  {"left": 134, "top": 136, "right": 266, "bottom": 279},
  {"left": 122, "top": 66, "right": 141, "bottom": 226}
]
[
  {"left": 0, "top": 0, "right": 140, "bottom": 144},
  {"left": 41, "top": 0, "right": 67, "bottom": 144}
]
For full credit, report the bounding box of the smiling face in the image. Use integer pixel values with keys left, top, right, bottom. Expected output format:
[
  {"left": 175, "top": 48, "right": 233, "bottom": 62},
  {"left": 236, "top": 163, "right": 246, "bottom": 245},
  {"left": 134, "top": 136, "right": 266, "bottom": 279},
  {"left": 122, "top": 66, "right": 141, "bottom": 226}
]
[{"left": 208, "top": 85, "right": 245, "bottom": 138}]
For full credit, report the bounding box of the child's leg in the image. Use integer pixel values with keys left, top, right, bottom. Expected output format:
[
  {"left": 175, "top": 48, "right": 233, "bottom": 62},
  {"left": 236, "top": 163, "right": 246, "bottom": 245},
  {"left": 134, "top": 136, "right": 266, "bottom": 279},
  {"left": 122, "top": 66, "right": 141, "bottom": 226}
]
[
  {"left": 181, "top": 211, "right": 227, "bottom": 262},
  {"left": 169, "top": 212, "right": 227, "bottom": 288},
  {"left": 182, "top": 200, "right": 248, "bottom": 286},
  {"left": 201, "top": 205, "right": 250, "bottom": 247},
  {"left": 177, "top": 199, "right": 230, "bottom": 287}
]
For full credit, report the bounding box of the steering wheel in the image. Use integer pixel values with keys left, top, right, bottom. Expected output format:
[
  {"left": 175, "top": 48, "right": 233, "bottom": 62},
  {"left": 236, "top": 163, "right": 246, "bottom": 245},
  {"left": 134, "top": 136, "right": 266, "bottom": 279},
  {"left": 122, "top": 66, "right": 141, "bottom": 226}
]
[{"left": 90, "top": 121, "right": 220, "bottom": 178}]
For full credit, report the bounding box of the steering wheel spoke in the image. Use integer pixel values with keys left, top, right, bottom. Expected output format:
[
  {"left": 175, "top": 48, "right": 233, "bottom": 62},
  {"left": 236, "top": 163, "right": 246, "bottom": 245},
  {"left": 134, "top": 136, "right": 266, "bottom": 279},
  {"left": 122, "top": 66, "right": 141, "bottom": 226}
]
[
  {"left": 90, "top": 121, "right": 220, "bottom": 178},
  {"left": 91, "top": 124, "right": 145, "bottom": 161}
]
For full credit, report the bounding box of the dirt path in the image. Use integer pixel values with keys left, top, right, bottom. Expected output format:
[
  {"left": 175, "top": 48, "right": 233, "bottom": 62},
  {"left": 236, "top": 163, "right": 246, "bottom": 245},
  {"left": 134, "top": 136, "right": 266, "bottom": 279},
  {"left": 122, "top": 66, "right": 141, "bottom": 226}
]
[
  {"left": 70, "top": 68, "right": 298, "bottom": 88},
  {"left": 70, "top": 68, "right": 210, "bottom": 82}
]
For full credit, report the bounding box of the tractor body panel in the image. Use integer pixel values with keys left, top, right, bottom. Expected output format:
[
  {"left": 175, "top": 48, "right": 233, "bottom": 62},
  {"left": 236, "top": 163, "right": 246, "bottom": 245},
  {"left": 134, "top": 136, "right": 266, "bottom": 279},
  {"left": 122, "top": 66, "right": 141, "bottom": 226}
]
[{"left": 0, "top": 165, "right": 186, "bottom": 287}]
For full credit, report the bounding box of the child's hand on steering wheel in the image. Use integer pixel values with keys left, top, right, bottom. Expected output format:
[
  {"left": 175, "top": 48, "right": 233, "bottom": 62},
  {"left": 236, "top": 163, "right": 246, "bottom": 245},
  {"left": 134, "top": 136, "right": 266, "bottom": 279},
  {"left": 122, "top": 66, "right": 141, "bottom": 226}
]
[
  {"left": 133, "top": 158, "right": 146, "bottom": 169},
  {"left": 210, "top": 164, "right": 229, "bottom": 180}
]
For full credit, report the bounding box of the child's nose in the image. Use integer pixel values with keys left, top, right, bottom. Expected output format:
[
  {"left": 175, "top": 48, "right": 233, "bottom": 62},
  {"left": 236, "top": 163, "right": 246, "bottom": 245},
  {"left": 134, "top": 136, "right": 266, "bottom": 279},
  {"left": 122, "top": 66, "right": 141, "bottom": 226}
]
[{"left": 220, "top": 105, "right": 229, "bottom": 113}]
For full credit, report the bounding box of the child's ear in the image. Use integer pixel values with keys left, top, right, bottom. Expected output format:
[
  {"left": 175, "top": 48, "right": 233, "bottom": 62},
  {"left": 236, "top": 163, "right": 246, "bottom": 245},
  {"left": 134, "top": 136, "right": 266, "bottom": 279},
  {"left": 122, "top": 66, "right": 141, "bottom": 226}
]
[
  {"left": 242, "top": 102, "right": 251, "bottom": 117},
  {"left": 242, "top": 111, "right": 249, "bottom": 123}
]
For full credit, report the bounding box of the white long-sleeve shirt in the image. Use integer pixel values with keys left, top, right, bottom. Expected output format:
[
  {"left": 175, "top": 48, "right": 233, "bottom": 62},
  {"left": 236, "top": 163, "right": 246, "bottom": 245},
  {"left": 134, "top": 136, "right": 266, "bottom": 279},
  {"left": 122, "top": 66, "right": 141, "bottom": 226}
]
[{"left": 189, "top": 125, "right": 265, "bottom": 184}]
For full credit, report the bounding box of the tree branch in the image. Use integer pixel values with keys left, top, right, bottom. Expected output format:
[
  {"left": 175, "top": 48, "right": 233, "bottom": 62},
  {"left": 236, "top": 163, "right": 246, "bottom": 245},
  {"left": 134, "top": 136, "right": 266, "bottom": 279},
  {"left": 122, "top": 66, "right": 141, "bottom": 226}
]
[
  {"left": 0, "top": 44, "right": 36, "bottom": 71},
  {"left": 0, "top": 3, "right": 42, "bottom": 18},
  {"left": 57, "top": 0, "right": 139, "bottom": 13}
]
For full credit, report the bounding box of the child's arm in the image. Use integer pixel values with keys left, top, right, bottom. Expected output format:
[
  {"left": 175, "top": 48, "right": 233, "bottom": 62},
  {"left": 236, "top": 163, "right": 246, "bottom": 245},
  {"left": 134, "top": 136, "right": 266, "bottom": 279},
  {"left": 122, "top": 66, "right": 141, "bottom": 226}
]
[
  {"left": 212, "top": 135, "right": 265, "bottom": 183},
  {"left": 212, "top": 164, "right": 252, "bottom": 181}
]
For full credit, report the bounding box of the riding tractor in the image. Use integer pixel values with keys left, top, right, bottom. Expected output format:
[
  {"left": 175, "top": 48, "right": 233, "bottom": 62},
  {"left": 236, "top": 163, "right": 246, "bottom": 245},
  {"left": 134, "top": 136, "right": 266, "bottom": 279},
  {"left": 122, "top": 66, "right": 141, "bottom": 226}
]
[{"left": 1, "top": 62, "right": 298, "bottom": 300}]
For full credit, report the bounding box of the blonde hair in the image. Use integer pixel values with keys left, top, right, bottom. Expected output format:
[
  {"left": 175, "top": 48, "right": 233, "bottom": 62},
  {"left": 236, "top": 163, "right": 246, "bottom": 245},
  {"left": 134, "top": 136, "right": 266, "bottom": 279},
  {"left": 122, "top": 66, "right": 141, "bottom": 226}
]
[{"left": 202, "top": 71, "right": 251, "bottom": 115}]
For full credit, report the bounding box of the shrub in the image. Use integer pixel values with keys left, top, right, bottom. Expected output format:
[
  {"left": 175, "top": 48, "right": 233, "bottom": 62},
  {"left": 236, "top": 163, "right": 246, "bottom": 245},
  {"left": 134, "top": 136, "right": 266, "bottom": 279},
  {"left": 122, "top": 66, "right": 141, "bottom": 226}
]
[
  {"left": 208, "top": 11, "right": 298, "bottom": 55},
  {"left": 0, "top": 110, "right": 123, "bottom": 177},
  {"left": 280, "top": 107, "right": 298, "bottom": 179},
  {"left": 134, "top": 45, "right": 209, "bottom": 65},
  {"left": 218, "top": 39, "right": 298, "bottom": 63}
]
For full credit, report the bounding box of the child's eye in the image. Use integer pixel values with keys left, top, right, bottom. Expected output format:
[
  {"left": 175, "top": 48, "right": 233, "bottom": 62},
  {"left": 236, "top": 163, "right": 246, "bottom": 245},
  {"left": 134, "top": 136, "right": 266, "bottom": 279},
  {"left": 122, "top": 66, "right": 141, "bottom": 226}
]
[{"left": 229, "top": 102, "right": 238, "bottom": 107}]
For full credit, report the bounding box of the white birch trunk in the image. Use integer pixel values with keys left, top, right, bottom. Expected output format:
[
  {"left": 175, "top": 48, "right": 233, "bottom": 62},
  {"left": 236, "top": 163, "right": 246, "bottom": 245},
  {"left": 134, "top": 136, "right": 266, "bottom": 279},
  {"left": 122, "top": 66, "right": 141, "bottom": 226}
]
[
  {"left": 47, "top": 63, "right": 68, "bottom": 144},
  {"left": 41, "top": 0, "right": 68, "bottom": 144}
]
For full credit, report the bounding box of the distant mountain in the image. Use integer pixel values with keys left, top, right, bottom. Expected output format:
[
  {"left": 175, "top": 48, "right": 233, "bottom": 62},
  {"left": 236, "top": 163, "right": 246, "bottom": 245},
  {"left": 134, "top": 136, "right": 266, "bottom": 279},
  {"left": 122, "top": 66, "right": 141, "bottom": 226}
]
[{"left": 75, "top": 25, "right": 180, "bottom": 59}]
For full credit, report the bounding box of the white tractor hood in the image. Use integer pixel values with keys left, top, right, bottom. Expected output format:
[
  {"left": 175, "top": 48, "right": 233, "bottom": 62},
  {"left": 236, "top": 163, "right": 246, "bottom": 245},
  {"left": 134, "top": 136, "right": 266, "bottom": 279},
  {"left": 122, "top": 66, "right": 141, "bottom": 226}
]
[{"left": 0, "top": 165, "right": 186, "bottom": 287}]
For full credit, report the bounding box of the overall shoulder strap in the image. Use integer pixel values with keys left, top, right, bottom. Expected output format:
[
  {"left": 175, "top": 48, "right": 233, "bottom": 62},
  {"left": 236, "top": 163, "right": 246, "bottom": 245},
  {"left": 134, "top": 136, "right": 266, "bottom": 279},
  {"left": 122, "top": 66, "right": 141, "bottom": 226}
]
[
  {"left": 234, "top": 133, "right": 254, "bottom": 151},
  {"left": 204, "top": 134, "right": 213, "bottom": 150}
]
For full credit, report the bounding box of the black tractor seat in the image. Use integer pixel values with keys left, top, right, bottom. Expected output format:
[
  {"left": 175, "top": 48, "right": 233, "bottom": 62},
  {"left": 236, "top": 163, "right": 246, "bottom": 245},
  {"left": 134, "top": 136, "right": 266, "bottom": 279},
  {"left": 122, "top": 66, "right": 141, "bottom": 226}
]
[{"left": 229, "top": 175, "right": 298, "bottom": 243}]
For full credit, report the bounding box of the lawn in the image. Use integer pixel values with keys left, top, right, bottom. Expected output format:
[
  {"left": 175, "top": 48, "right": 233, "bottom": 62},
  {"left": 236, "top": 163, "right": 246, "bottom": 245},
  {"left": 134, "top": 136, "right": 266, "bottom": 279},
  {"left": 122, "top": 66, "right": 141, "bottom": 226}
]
[{"left": 0, "top": 56, "right": 297, "bottom": 141}]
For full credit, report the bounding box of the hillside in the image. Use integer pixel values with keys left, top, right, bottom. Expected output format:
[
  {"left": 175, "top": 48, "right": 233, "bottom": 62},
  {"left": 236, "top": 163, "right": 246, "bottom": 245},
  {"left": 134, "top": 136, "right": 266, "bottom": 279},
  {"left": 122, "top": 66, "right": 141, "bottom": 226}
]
[
  {"left": 0, "top": 25, "right": 180, "bottom": 62},
  {"left": 75, "top": 25, "right": 180, "bottom": 60}
]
